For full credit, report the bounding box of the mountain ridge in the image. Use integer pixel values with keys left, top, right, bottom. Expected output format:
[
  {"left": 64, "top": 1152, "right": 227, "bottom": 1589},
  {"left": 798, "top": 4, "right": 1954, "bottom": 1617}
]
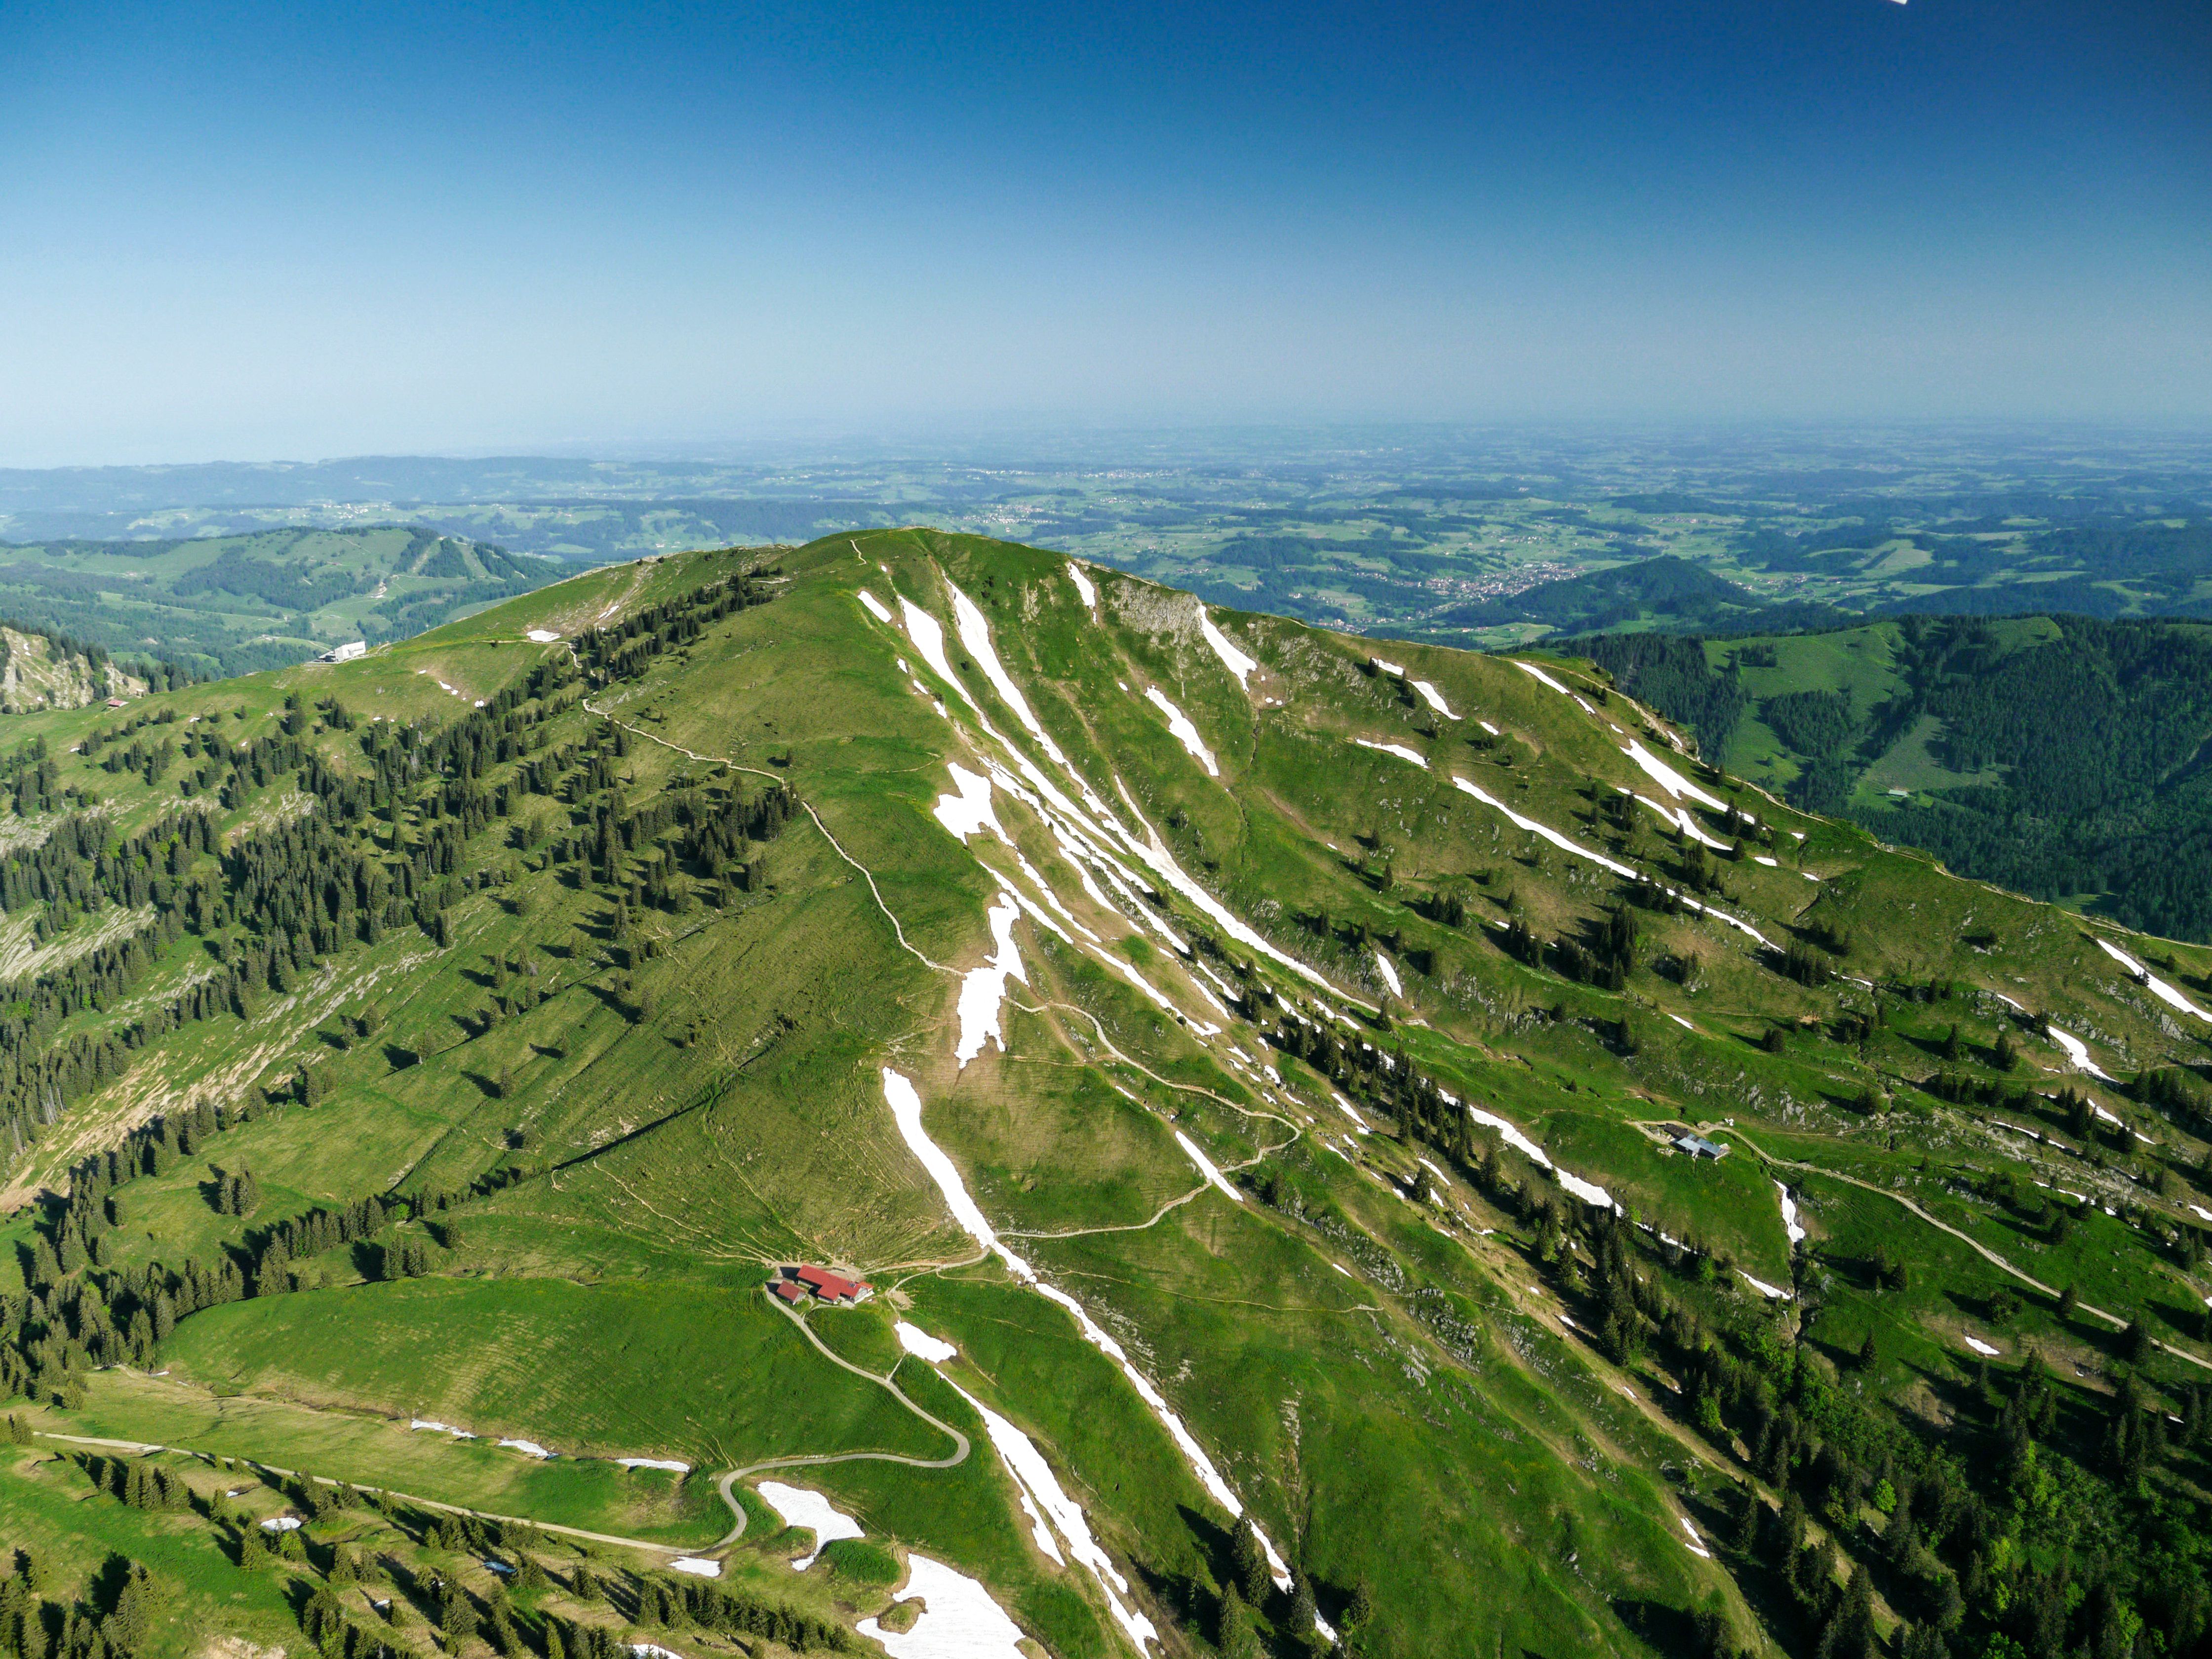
[{"left": 0, "top": 531, "right": 2206, "bottom": 1659}]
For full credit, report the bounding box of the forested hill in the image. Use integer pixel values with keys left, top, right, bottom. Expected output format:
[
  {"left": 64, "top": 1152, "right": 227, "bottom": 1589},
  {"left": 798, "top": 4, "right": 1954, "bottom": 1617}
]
[
  {"left": 1555, "top": 614, "right": 2212, "bottom": 941},
  {"left": 0, "top": 524, "right": 562, "bottom": 680},
  {"left": 6, "top": 534, "right": 2212, "bottom": 1659}
]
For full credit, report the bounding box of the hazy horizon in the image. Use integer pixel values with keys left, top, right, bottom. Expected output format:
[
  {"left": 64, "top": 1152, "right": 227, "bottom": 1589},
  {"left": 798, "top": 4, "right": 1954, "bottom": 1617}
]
[{"left": 4, "top": 0, "right": 2209, "bottom": 467}]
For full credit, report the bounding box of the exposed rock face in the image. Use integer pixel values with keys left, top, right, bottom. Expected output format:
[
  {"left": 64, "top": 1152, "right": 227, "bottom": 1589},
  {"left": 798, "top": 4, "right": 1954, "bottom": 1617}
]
[{"left": 0, "top": 628, "right": 147, "bottom": 713}]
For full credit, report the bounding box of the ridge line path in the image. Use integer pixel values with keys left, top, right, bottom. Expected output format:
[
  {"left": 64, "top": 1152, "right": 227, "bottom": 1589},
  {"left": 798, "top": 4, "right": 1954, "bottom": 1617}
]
[
  {"left": 582, "top": 694, "right": 956, "bottom": 975},
  {"left": 1712, "top": 1122, "right": 2212, "bottom": 1376},
  {"left": 710, "top": 1296, "right": 972, "bottom": 1550}
]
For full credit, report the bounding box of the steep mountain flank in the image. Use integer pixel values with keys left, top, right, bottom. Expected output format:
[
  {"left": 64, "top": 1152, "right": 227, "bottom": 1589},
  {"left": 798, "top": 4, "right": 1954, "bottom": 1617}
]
[{"left": 0, "top": 534, "right": 2206, "bottom": 1659}]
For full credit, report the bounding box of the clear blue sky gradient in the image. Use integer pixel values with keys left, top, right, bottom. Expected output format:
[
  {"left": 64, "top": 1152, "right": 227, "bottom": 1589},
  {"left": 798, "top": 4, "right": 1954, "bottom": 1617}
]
[{"left": 3, "top": 0, "right": 2208, "bottom": 462}]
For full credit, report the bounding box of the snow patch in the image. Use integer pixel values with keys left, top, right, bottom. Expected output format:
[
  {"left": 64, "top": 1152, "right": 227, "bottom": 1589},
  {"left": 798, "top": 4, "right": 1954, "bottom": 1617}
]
[
  {"left": 951, "top": 581, "right": 1066, "bottom": 765},
  {"left": 618, "top": 1458, "right": 690, "bottom": 1473},
  {"left": 756, "top": 1481, "right": 864, "bottom": 1571},
  {"left": 2047, "top": 1024, "right": 2116, "bottom": 1082},
  {"left": 1558, "top": 1171, "right": 1617, "bottom": 1211},
  {"left": 1621, "top": 741, "right": 1732, "bottom": 814},
  {"left": 883, "top": 1069, "right": 1026, "bottom": 1274},
  {"left": 1145, "top": 688, "right": 1219, "bottom": 776},
  {"left": 944, "top": 1380, "right": 1159, "bottom": 1652},
  {"left": 1963, "top": 1336, "right": 2001, "bottom": 1358},
  {"left": 260, "top": 1516, "right": 303, "bottom": 1533},
  {"left": 1200, "top": 611, "right": 1258, "bottom": 689},
  {"left": 1175, "top": 1131, "right": 1243, "bottom": 1203},
  {"left": 859, "top": 591, "right": 895, "bottom": 625},
  {"left": 1370, "top": 656, "right": 1406, "bottom": 677},
  {"left": 1374, "top": 952, "right": 1403, "bottom": 998},
  {"left": 899, "top": 598, "right": 968, "bottom": 705},
  {"left": 1450, "top": 777, "right": 1637, "bottom": 879},
  {"left": 1738, "top": 1271, "right": 1793, "bottom": 1301},
  {"left": 498, "top": 1439, "right": 555, "bottom": 1459},
  {"left": 1777, "top": 1182, "right": 1806, "bottom": 1248},
  {"left": 1513, "top": 661, "right": 1571, "bottom": 694},
  {"left": 954, "top": 893, "right": 1027, "bottom": 1066},
  {"left": 1681, "top": 1518, "right": 1711, "bottom": 1559},
  {"left": 932, "top": 764, "right": 1003, "bottom": 843},
  {"left": 859, "top": 1554, "right": 1029, "bottom": 1659},
  {"left": 1352, "top": 737, "right": 1427, "bottom": 768},
  {"left": 896, "top": 1322, "right": 958, "bottom": 1363},
  {"left": 1409, "top": 680, "right": 1458, "bottom": 719},
  {"left": 524, "top": 629, "right": 560, "bottom": 643},
  {"left": 671, "top": 1558, "right": 721, "bottom": 1578},
  {"left": 1065, "top": 562, "right": 1097, "bottom": 609},
  {"left": 2094, "top": 937, "right": 2211, "bottom": 1021}
]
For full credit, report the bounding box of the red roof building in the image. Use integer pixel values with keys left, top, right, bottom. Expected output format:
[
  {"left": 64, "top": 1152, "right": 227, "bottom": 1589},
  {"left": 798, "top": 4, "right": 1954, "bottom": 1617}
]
[
  {"left": 770, "top": 1281, "right": 807, "bottom": 1304},
  {"left": 790, "top": 1264, "right": 874, "bottom": 1304}
]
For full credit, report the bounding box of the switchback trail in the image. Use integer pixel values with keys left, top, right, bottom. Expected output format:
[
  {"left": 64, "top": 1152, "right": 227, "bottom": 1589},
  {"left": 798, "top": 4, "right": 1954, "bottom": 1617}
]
[{"left": 708, "top": 1295, "right": 972, "bottom": 1551}]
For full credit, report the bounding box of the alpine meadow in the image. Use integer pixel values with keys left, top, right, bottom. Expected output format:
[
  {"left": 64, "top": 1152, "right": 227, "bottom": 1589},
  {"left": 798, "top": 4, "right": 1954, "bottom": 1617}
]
[{"left": 0, "top": 528, "right": 2204, "bottom": 1659}]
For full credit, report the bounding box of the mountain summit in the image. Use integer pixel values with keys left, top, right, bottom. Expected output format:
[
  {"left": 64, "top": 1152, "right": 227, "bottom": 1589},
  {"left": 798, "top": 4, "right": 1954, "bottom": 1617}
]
[{"left": 0, "top": 529, "right": 2207, "bottom": 1659}]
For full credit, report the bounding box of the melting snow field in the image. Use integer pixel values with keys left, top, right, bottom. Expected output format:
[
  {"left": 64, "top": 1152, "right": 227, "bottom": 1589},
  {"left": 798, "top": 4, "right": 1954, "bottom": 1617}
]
[
  {"left": 1411, "top": 680, "right": 1459, "bottom": 719},
  {"left": 859, "top": 1554, "right": 1030, "bottom": 1659},
  {"left": 1065, "top": 561, "right": 1097, "bottom": 609},
  {"left": 1370, "top": 656, "right": 1407, "bottom": 676},
  {"left": 618, "top": 1458, "right": 689, "bottom": 1472},
  {"left": 1450, "top": 777, "right": 1637, "bottom": 880},
  {"left": 953, "top": 893, "right": 1027, "bottom": 1066},
  {"left": 1777, "top": 1183, "right": 1806, "bottom": 1248},
  {"left": 1621, "top": 741, "right": 1732, "bottom": 814},
  {"left": 1374, "top": 952, "right": 1404, "bottom": 998},
  {"left": 931, "top": 764, "right": 1002, "bottom": 842},
  {"left": 1175, "top": 1130, "right": 1244, "bottom": 1203},
  {"left": 498, "top": 1439, "right": 554, "bottom": 1459},
  {"left": 524, "top": 629, "right": 561, "bottom": 643},
  {"left": 755, "top": 1481, "right": 865, "bottom": 1571},
  {"left": 1145, "top": 688, "right": 1220, "bottom": 776},
  {"left": 670, "top": 1558, "right": 721, "bottom": 1578},
  {"left": 1681, "top": 1518, "right": 1712, "bottom": 1559},
  {"left": 945, "top": 1380, "right": 1159, "bottom": 1650},
  {"left": 895, "top": 1322, "right": 958, "bottom": 1363},
  {"left": 2094, "top": 937, "right": 2212, "bottom": 1021},
  {"left": 2047, "top": 1024, "right": 2116, "bottom": 1082},
  {"left": 1513, "top": 661, "right": 1571, "bottom": 694},
  {"left": 858, "top": 590, "right": 896, "bottom": 625},
  {"left": 1353, "top": 737, "right": 1427, "bottom": 768},
  {"left": 1964, "top": 1336, "right": 2001, "bottom": 1358},
  {"left": 885, "top": 1071, "right": 1301, "bottom": 1602},
  {"left": 1200, "top": 609, "right": 1257, "bottom": 688},
  {"left": 1738, "top": 1271, "right": 1792, "bottom": 1301},
  {"left": 260, "top": 1516, "right": 303, "bottom": 1533}
]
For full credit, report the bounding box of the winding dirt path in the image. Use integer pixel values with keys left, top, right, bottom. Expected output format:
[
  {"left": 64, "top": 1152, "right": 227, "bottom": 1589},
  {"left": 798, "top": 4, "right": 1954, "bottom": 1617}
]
[
  {"left": 707, "top": 1295, "right": 971, "bottom": 1550},
  {"left": 1709, "top": 1122, "right": 2212, "bottom": 1376}
]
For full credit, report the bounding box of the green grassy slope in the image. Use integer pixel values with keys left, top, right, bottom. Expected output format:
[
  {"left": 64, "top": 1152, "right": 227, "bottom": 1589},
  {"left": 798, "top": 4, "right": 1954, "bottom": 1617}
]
[
  {"left": 0, "top": 533, "right": 2206, "bottom": 1658},
  {"left": 0, "top": 523, "right": 564, "bottom": 680}
]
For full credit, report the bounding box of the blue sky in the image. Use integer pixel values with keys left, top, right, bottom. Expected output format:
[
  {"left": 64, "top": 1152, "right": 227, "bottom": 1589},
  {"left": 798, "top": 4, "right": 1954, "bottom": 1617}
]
[{"left": 2, "top": 0, "right": 2208, "bottom": 462}]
